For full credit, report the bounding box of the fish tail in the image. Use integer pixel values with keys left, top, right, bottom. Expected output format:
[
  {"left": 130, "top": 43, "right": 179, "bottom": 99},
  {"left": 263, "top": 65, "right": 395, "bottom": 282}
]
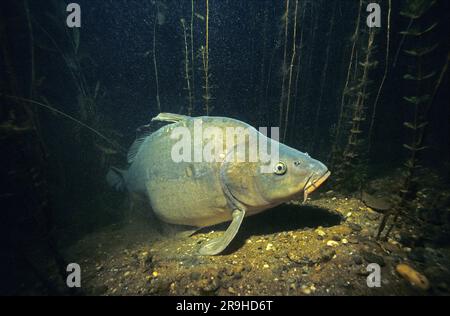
[{"left": 106, "top": 167, "right": 127, "bottom": 191}]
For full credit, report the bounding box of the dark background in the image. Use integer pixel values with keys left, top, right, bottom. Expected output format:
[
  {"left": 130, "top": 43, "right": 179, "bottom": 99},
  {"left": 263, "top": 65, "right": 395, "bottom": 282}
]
[{"left": 0, "top": 0, "right": 449, "bottom": 294}]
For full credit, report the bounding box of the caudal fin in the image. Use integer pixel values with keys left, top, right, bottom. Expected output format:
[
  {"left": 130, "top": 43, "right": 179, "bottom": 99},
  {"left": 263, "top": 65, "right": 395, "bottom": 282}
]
[{"left": 106, "top": 167, "right": 127, "bottom": 191}]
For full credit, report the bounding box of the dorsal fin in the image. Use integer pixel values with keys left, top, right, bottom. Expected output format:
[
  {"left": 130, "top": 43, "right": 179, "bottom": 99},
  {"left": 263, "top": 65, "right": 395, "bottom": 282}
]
[
  {"left": 127, "top": 123, "right": 160, "bottom": 164},
  {"left": 128, "top": 114, "right": 191, "bottom": 164},
  {"left": 151, "top": 112, "right": 191, "bottom": 123}
]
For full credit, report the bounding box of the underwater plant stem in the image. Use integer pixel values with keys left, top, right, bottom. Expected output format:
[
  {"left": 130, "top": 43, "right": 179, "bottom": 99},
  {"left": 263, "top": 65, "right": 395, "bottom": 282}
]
[
  {"left": 279, "top": 0, "right": 290, "bottom": 130},
  {"left": 368, "top": 0, "right": 391, "bottom": 153},
  {"left": 290, "top": 2, "right": 306, "bottom": 142},
  {"left": 283, "top": 0, "right": 299, "bottom": 142},
  {"left": 393, "top": 18, "right": 413, "bottom": 68},
  {"left": 331, "top": 0, "right": 362, "bottom": 163},
  {"left": 3, "top": 95, "right": 126, "bottom": 153},
  {"left": 190, "top": 0, "right": 195, "bottom": 109},
  {"left": 258, "top": 1, "right": 269, "bottom": 123},
  {"left": 181, "top": 19, "right": 193, "bottom": 115},
  {"left": 153, "top": 3, "right": 162, "bottom": 112},
  {"left": 24, "top": 0, "right": 35, "bottom": 99},
  {"left": 312, "top": 1, "right": 335, "bottom": 152},
  {"left": 203, "top": 0, "right": 210, "bottom": 115}
]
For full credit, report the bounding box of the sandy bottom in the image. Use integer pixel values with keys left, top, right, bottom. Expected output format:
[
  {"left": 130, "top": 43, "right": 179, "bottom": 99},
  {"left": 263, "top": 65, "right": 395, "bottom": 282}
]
[{"left": 64, "top": 192, "right": 450, "bottom": 296}]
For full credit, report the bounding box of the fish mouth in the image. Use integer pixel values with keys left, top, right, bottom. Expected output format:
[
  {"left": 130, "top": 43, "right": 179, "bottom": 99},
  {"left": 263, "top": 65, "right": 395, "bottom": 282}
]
[{"left": 303, "top": 170, "right": 331, "bottom": 203}]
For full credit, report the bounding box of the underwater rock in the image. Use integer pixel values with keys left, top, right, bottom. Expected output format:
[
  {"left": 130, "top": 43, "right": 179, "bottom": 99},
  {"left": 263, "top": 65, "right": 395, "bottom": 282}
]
[
  {"left": 348, "top": 223, "right": 362, "bottom": 232},
  {"left": 353, "top": 255, "right": 363, "bottom": 265},
  {"left": 362, "top": 251, "right": 385, "bottom": 267},
  {"left": 320, "top": 248, "right": 336, "bottom": 263},
  {"left": 361, "top": 191, "right": 392, "bottom": 213},
  {"left": 315, "top": 229, "right": 326, "bottom": 238},
  {"left": 396, "top": 263, "right": 430, "bottom": 291},
  {"left": 326, "top": 240, "right": 339, "bottom": 247},
  {"left": 332, "top": 235, "right": 341, "bottom": 242}
]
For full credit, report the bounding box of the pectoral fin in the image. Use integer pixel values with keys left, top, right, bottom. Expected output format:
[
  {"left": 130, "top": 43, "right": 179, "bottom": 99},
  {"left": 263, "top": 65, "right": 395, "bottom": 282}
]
[{"left": 198, "top": 209, "right": 245, "bottom": 256}]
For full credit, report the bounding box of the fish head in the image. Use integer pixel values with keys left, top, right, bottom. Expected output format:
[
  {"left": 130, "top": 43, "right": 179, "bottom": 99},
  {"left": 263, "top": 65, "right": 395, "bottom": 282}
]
[
  {"left": 221, "top": 142, "right": 330, "bottom": 210},
  {"left": 254, "top": 143, "right": 331, "bottom": 205}
]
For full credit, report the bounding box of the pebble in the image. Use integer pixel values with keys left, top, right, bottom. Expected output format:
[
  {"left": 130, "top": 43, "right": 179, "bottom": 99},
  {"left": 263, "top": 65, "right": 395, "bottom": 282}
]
[
  {"left": 332, "top": 235, "right": 341, "bottom": 242},
  {"left": 326, "top": 240, "right": 339, "bottom": 247},
  {"left": 266, "top": 243, "right": 274, "bottom": 251},
  {"left": 301, "top": 286, "right": 311, "bottom": 295},
  {"left": 353, "top": 255, "right": 363, "bottom": 265},
  {"left": 362, "top": 252, "right": 386, "bottom": 267},
  {"left": 315, "top": 229, "right": 326, "bottom": 237},
  {"left": 348, "top": 223, "right": 362, "bottom": 232},
  {"left": 396, "top": 263, "right": 430, "bottom": 291}
]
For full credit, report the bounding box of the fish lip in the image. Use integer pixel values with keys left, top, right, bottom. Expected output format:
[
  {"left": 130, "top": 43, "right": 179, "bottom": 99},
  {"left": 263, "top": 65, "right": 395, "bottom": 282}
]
[{"left": 303, "top": 170, "right": 331, "bottom": 203}]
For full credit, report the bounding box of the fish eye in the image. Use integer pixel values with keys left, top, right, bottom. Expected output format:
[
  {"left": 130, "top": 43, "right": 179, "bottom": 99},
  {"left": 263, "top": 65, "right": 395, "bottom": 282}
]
[{"left": 274, "top": 162, "right": 287, "bottom": 175}]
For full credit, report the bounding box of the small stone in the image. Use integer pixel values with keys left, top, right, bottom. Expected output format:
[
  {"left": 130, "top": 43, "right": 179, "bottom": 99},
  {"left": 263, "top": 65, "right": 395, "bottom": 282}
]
[
  {"left": 263, "top": 264, "right": 269, "bottom": 269},
  {"left": 348, "top": 223, "right": 362, "bottom": 232},
  {"left": 326, "top": 240, "right": 339, "bottom": 247},
  {"left": 332, "top": 235, "right": 341, "bottom": 242},
  {"left": 301, "top": 286, "right": 311, "bottom": 294},
  {"left": 228, "top": 287, "right": 236, "bottom": 294},
  {"left": 353, "top": 255, "right": 363, "bottom": 265},
  {"left": 320, "top": 248, "right": 336, "bottom": 262},
  {"left": 347, "top": 238, "right": 359, "bottom": 244},
  {"left": 396, "top": 263, "right": 430, "bottom": 291},
  {"left": 191, "top": 271, "right": 201, "bottom": 280},
  {"left": 315, "top": 229, "right": 326, "bottom": 237},
  {"left": 266, "top": 243, "right": 274, "bottom": 251},
  {"left": 362, "top": 252, "right": 385, "bottom": 267},
  {"left": 341, "top": 238, "right": 348, "bottom": 244},
  {"left": 124, "top": 271, "right": 131, "bottom": 277}
]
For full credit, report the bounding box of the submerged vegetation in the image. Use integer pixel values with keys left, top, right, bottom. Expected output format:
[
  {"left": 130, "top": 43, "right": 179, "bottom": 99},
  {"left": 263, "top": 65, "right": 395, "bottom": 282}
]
[{"left": 0, "top": 0, "right": 449, "bottom": 295}]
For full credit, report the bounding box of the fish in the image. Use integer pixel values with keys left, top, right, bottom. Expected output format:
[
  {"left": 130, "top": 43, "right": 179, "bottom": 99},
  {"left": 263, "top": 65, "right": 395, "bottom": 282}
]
[{"left": 107, "top": 113, "right": 330, "bottom": 255}]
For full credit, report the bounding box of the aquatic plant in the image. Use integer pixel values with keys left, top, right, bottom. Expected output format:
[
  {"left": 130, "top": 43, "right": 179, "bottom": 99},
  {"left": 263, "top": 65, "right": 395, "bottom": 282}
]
[
  {"left": 180, "top": 18, "right": 194, "bottom": 115},
  {"left": 283, "top": 0, "right": 299, "bottom": 142},
  {"left": 278, "top": 0, "right": 290, "bottom": 133},
  {"left": 257, "top": 1, "right": 269, "bottom": 124},
  {"left": 331, "top": 0, "right": 380, "bottom": 191},
  {"left": 376, "top": 0, "right": 448, "bottom": 239},
  {"left": 330, "top": 0, "right": 363, "bottom": 164},
  {"left": 311, "top": 0, "right": 336, "bottom": 152},
  {"left": 0, "top": 3, "right": 80, "bottom": 294},
  {"left": 367, "top": 0, "right": 392, "bottom": 152},
  {"left": 153, "top": 1, "right": 162, "bottom": 112},
  {"left": 202, "top": 0, "right": 211, "bottom": 115},
  {"left": 190, "top": 0, "right": 196, "bottom": 110}
]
